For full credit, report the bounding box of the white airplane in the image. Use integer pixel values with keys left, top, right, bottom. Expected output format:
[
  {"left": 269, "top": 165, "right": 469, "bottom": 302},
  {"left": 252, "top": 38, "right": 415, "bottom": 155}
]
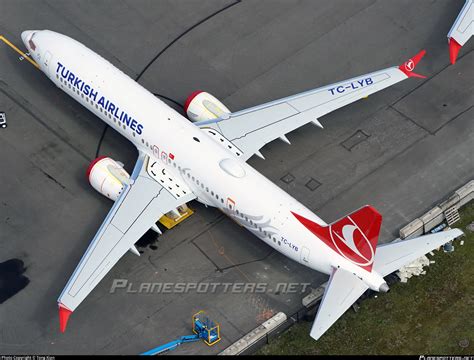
[
  {"left": 447, "top": 0, "right": 473, "bottom": 64},
  {"left": 22, "top": 30, "right": 463, "bottom": 340}
]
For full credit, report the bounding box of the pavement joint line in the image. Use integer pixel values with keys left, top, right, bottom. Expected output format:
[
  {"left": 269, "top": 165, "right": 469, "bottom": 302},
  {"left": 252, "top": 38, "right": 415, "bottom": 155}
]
[
  {"left": 433, "top": 105, "right": 474, "bottom": 135},
  {"left": 0, "top": 35, "right": 39, "bottom": 69},
  {"left": 313, "top": 131, "right": 431, "bottom": 214},
  {"left": 388, "top": 105, "right": 434, "bottom": 135},
  {"left": 222, "top": 0, "right": 379, "bottom": 103},
  {"left": 192, "top": 239, "right": 223, "bottom": 272},
  {"left": 218, "top": 250, "right": 274, "bottom": 272},
  {"left": 391, "top": 48, "right": 473, "bottom": 108},
  {"left": 145, "top": 212, "right": 226, "bottom": 267},
  {"left": 0, "top": 80, "right": 91, "bottom": 162}
]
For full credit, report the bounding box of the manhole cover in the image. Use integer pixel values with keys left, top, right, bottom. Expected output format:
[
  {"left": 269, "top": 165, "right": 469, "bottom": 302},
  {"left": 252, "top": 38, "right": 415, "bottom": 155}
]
[
  {"left": 280, "top": 173, "right": 295, "bottom": 184},
  {"left": 305, "top": 177, "right": 322, "bottom": 191}
]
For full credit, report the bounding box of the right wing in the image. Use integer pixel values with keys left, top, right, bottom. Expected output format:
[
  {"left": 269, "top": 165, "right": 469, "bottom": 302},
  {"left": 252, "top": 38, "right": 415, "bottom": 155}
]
[
  {"left": 57, "top": 152, "right": 195, "bottom": 331},
  {"left": 448, "top": 0, "right": 473, "bottom": 64},
  {"left": 197, "top": 51, "right": 426, "bottom": 161}
]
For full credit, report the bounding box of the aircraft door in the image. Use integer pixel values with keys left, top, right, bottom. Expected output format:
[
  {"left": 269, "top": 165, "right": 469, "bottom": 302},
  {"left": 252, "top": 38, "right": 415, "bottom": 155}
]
[
  {"left": 153, "top": 145, "right": 160, "bottom": 159},
  {"left": 43, "top": 51, "right": 52, "bottom": 76},
  {"left": 160, "top": 151, "right": 168, "bottom": 164},
  {"left": 226, "top": 197, "right": 235, "bottom": 211},
  {"left": 301, "top": 246, "right": 310, "bottom": 264}
]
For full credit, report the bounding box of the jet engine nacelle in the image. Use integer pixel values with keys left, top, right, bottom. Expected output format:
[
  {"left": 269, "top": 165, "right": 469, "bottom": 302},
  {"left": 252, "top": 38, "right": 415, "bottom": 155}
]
[
  {"left": 184, "top": 91, "right": 230, "bottom": 122},
  {"left": 87, "top": 156, "right": 130, "bottom": 201},
  {"left": 86, "top": 156, "right": 161, "bottom": 256}
]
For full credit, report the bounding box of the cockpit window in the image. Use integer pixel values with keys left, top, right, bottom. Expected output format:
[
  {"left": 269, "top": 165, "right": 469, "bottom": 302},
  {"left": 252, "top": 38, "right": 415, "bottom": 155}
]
[{"left": 28, "top": 32, "right": 37, "bottom": 50}]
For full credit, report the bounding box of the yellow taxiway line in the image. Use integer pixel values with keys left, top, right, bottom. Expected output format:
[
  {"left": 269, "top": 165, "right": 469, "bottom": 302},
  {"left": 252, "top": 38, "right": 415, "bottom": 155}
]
[{"left": 0, "top": 35, "right": 39, "bottom": 69}]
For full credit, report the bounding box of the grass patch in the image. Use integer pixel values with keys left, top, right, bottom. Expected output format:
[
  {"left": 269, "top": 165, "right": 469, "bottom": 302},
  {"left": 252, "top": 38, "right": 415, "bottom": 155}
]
[{"left": 258, "top": 202, "right": 474, "bottom": 355}]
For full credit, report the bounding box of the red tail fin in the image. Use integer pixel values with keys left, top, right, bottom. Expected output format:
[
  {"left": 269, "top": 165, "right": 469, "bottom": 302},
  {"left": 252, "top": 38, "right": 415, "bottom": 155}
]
[
  {"left": 398, "top": 50, "right": 427, "bottom": 78},
  {"left": 292, "top": 205, "right": 382, "bottom": 272}
]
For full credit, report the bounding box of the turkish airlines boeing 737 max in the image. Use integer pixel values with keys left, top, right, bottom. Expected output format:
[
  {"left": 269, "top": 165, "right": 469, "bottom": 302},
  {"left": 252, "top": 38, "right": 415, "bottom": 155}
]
[{"left": 21, "top": 30, "right": 462, "bottom": 340}]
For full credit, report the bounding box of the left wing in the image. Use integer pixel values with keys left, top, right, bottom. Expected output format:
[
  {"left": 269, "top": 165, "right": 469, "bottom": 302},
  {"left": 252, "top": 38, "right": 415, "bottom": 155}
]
[
  {"left": 197, "top": 51, "right": 426, "bottom": 161},
  {"left": 57, "top": 152, "right": 195, "bottom": 331}
]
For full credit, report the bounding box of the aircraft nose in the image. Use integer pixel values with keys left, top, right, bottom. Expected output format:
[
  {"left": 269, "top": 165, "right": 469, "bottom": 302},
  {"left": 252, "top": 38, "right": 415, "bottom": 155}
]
[{"left": 21, "top": 30, "right": 35, "bottom": 46}]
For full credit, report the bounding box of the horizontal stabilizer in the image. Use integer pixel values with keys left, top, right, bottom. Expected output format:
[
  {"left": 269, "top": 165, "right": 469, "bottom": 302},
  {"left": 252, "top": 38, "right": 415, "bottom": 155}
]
[
  {"left": 374, "top": 228, "right": 463, "bottom": 277},
  {"left": 310, "top": 267, "right": 368, "bottom": 340}
]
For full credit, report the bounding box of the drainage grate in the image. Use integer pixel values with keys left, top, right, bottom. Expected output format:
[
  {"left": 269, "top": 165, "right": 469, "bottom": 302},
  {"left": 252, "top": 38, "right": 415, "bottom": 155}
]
[
  {"left": 280, "top": 173, "right": 295, "bottom": 184},
  {"left": 305, "top": 178, "right": 322, "bottom": 191},
  {"left": 444, "top": 206, "right": 460, "bottom": 226}
]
